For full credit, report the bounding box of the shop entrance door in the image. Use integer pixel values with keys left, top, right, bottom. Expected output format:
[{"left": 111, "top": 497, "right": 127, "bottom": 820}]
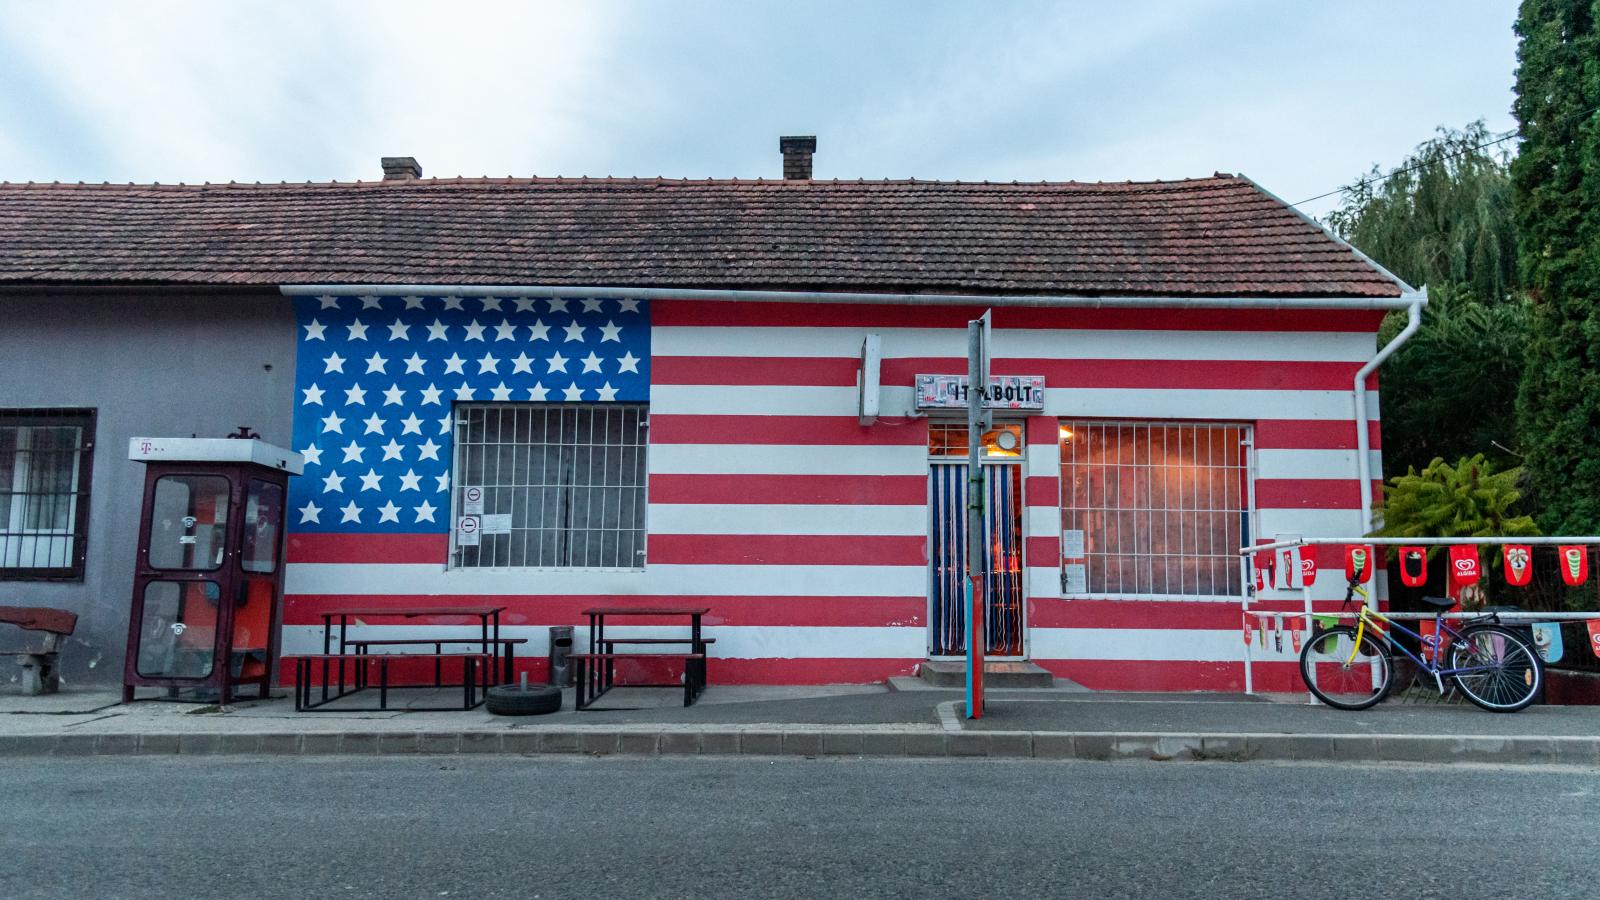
[{"left": 929, "top": 461, "right": 1025, "bottom": 657}]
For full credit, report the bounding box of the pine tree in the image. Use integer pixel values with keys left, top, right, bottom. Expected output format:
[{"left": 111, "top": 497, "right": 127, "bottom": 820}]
[{"left": 1512, "top": 0, "right": 1600, "bottom": 534}]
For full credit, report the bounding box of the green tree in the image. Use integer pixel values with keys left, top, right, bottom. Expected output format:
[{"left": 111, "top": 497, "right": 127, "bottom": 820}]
[
  {"left": 1325, "top": 124, "right": 1530, "bottom": 474},
  {"left": 1375, "top": 455, "right": 1540, "bottom": 543},
  {"left": 1511, "top": 0, "right": 1600, "bottom": 535}
]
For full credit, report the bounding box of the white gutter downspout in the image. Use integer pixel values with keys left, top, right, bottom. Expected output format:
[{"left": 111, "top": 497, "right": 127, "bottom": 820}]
[{"left": 1355, "top": 287, "right": 1427, "bottom": 533}]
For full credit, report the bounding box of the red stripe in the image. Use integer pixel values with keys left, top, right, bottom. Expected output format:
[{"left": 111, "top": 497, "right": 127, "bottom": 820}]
[
  {"left": 287, "top": 533, "right": 448, "bottom": 564},
  {"left": 649, "top": 473, "right": 926, "bottom": 505},
  {"left": 1025, "top": 475, "right": 1058, "bottom": 507},
  {"left": 1254, "top": 478, "right": 1381, "bottom": 509},
  {"left": 650, "top": 415, "right": 928, "bottom": 446},
  {"left": 653, "top": 356, "right": 857, "bottom": 386},
  {"left": 1034, "top": 658, "right": 1306, "bottom": 692},
  {"left": 648, "top": 534, "right": 925, "bottom": 566},
  {"left": 1027, "top": 598, "right": 1351, "bottom": 629},
  {"left": 1255, "top": 419, "right": 1382, "bottom": 450},
  {"left": 653, "top": 300, "right": 1387, "bottom": 333},
  {"left": 284, "top": 594, "right": 926, "bottom": 628},
  {"left": 1026, "top": 536, "right": 1058, "bottom": 564},
  {"left": 1026, "top": 415, "right": 1060, "bottom": 445}
]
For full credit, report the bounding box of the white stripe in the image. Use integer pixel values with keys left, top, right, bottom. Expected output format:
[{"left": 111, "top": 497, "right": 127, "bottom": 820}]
[
  {"left": 654, "top": 326, "right": 1377, "bottom": 363},
  {"left": 1256, "top": 508, "right": 1368, "bottom": 539},
  {"left": 1255, "top": 448, "right": 1381, "bottom": 480},
  {"left": 1030, "top": 627, "right": 1244, "bottom": 662},
  {"left": 650, "top": 503, "right": 926, "bottom": 536},
  {"left": 286, "top": 562, "right": 925, "bottom": 597},
  {"left": 649, "top": 442, "right": 924, "bottom": 476},
  {"left": 280, "top": 623, "right": 924, "bottom": 659}
]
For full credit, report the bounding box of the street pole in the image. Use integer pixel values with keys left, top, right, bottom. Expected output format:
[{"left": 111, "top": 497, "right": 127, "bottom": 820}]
[{"left": 966, "top": 316, "right": 986, "bottom": 719}]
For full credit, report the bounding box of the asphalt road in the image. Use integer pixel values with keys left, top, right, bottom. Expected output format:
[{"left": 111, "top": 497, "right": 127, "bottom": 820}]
[{"left": 3, "top": 757, "right": 1598, "bottom": 899}]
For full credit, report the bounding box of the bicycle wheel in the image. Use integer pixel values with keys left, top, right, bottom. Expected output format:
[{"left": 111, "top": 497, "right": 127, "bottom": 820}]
[
  {"left": 1449, "top": 625, "right": 1543, "bottom": 713},
  {"left": 1299, "top": 625, "right": 1393, "bottom": 711}
]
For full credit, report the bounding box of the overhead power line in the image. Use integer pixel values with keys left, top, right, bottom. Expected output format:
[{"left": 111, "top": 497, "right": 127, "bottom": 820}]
[{"left": 1290, "top": 130, "right": 1519, "bottom": 209}]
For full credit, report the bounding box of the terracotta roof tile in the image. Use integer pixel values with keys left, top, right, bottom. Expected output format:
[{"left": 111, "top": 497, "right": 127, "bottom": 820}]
[{"left": 0, "top": 175, "right": 1403, "bottom": 297}]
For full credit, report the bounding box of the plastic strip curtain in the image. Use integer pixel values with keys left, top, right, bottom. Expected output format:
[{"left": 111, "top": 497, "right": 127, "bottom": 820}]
[{"left": 929, "top": 463, "right": 1024, "bottom": 656}]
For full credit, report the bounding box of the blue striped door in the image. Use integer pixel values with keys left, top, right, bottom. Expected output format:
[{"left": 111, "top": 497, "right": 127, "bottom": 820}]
[{"left": 930, "top": 463, "right": 1025, "bottom": 656}]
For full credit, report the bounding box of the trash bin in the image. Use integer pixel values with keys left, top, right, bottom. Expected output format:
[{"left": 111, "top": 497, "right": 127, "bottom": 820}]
[{"left": 548, "top": 625, "right": 574, "bottom": 687}]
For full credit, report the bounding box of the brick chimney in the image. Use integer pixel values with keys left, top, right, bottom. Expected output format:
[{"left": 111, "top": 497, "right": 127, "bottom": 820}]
[
  {"left": 779, "top": 136, "right": 816, "bottom": 180},
  {"left": 381, "top": 156, "right": 422, "bottom": 181}
]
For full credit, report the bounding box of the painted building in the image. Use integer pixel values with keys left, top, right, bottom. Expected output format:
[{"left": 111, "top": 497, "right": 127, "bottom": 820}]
[{"left": 0, "top": 143, "right": 1418, "bottom": 691}]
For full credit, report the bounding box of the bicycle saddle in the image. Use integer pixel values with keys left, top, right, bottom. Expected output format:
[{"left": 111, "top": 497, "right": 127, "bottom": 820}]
[{"left": 1420, "top": 595, "right": 1456, "bottom": 610}]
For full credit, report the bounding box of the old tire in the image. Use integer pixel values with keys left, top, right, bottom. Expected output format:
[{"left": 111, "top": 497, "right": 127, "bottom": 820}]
[{"left": 485, "top": 683, "right": 562, "bottom": 716}]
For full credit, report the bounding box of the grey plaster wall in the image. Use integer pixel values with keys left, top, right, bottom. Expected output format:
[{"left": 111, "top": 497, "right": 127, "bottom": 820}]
[{"left": 0, "top": 287, "right": 296, "bottom": 686}]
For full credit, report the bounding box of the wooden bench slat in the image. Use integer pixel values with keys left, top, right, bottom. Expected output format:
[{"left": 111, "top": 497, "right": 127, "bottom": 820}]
[{"left": 0, "top": 605, "right": 77, "bottom": 636}]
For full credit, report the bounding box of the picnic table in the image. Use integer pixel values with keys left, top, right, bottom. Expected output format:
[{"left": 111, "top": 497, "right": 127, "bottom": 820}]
[{"left": 574, "top": 606, "right": 712, "bottom": 710}]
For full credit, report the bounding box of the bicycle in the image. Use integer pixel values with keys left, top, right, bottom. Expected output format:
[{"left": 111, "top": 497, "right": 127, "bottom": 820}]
[{"left": 1298, "top": 578, "right": 1544, "bottom": 713}]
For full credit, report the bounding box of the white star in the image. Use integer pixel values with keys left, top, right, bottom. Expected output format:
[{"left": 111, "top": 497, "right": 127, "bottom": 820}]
[
  {"left": 381, "top": 439, "right": 404, "bottom": 461},
  {"left": 453, "top": 383, "right": 476, "bottom": 402},
  {"left": 377, "top": 501, "right": 401, "bottom": 523},
  {"left": 343, "top": 384, "right": 367, "bottom": 405},
  {"left": 322, "top": 471, "right": 345, "bottom": 493},
  {"left": 547, "top": 298, "right": 569, "bottom": 313},
  {"left": 481, "top": 296, "right": 503, "bottom": 312},
  {"left": 617, "top": 351, "right": 640, "bottom": 374},
  {"left": 303, "top": 319, "right": 327, "bottom": 341},
  {"left": 513, "top": 298, "right": 539, "bottom": 312},
  {"left": 510, "top": 352, "right": 535, "bottom": 374},
  {"left": 387, "top": 319, "right": 410, "bottom": 341},
  {"left": 364, "top": 352, "right": 388, "bottom": 374},
  {"left": 599, "top": 320, "right": 622, "bottom": 342},
  {"left": 359, "top": 469, "right": 383, "bottom": 492},
  {"left": 360, "top": 295, "right": 383, "bottom": 310},
  {"left": 398, "top": 469, "right": 422, "bottom": 492},
  {"left": 341, "top": 441, "right": 365, "bottom": 463},
  {"left": 596, "top": 382, "right": 619, "bottom": 401},
  {"left": 403, "top": 352, "right": 426, "bottom": 374},
  {"left": 322, "top": 353, "right": 346, "bottom": 374},
  {"left": 317, "top": 295, "right": 340, "bottom": 310},
  {"left": 339, "top": 501, "right": 362, "bottom": 523},
  {"left": 382, "top": 384, "right": 405, "bottom": 406},
  {"left": 414, "top": 500, "right": 437, "bottom": 523},
  {"left": 617, "top": 298, "right": 641, "bottom": 313},
  {"left": 301, "top": 383, "right": 325, "bottom": 406},
  {"left": 435, "top": 472, "right": 451, "bottom": 492},
  {"left": 494, "top": 319, "right": 518, "bottom": 341},
  {"left": 399, "top": 413, "right": 423, "bottom": 435},
  {"left": 547, "top": 352, "right": 569, "bottom": 373},
  {"left": 402, "top": 295, "right": 425, "bottom": 310},
  {"left": 528, "top": 383, "right": 550, "bottom": 401},
  {"left": 581, "top": 298, "right": 605, "bottom": 313},
  {"left": 562, "top": 384, "right": 585, "bottom": 401},
  {"left": 463, "top": 320, "right": 486, "bottom": 341},
  {"left": 362, "top": 413, "right": 385, "bottom": 435},
  {"left": 426, "top": 319, "right": 449, "bottom": 341},
  {"left": 563, "top": 321, "right": 586, "bottom": 343},
  {"left": 580, "top": 352, "right": 603, "bottom": 373},
  {"left": 438, "top": 415, "right": 452, "bottom": 434},
  {"left": 417, "top": 438, "right": 442, "bottom": 461},
  {"left": 442, "top": 353, "right": 466, "bottom": 375},
  {"left": 346, "top": 319, "right": 369, "bottom": 341},
  {"left": 419, "top": 384, "right": 443, "bottom": 405},
  {"left": 298, "top": 501, "right": 322, "bottom": 523},
  {"left": 300, "top": 444, "right": 323, "bottom": 466},
  {"left": 527, "top": 319, "right": 551, "bottom": 342},
  {"left": 476, "top": 352, "right": 500, "bottom": 374},
  {"left": 442, "top": 297, "right": 464, "bottom": 311},
  {"left": 490, "top": 382, "right": 513, "bottom": 401},
  {"left": 320, "top": 411, "right": 345, "bottom": 434}
]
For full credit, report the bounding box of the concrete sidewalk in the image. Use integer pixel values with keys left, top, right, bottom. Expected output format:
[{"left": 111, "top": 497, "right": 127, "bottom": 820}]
[{"left": 4, "top": 683, "right": 1599, "bottom": 765}]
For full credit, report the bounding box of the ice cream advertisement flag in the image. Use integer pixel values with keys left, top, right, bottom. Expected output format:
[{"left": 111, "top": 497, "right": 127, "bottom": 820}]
[
  {"left": 1503, "top": 544, "right": 1533, "bottom": 587},
  {"left": 1559, "top": 545, "right": 1589, "bottom": 586}
]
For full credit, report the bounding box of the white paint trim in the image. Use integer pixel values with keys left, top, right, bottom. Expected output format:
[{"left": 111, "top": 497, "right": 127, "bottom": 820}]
[
  {"left": 649, "top": 503, "right": 926, "bottom": 536},
  {"left": 286, "top": 562, "right": 926, "bottom": 597},
  {"left": 649, "top": 442, "right": 925, "bottom": 476},
  {"left": 280, "top": 623, "right": 925, "bottom": 659}
]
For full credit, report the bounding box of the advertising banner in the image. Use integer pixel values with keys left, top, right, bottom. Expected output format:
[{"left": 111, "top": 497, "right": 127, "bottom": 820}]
[
  {"left": 1503, "top": 544, "right": 1533, "bottom": 587},
  {"left": 1399, "top": 546, "right": 1428, "bottom": 587}
]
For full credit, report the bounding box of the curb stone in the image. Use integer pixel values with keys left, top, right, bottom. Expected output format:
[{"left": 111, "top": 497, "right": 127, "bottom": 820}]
[{"left": 2, "top": 730, "right": 1595, "bottom": 766}]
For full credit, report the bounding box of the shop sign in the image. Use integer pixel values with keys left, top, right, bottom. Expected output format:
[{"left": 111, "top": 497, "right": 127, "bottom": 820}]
[{"left": 915, "top": 375, "right": 1045, "bottom": 411}]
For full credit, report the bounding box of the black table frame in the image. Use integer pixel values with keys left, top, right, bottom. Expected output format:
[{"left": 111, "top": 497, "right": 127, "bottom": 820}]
[
  {"left": 578, "top": 608, "right": 710, "bottom": 710},
  {"left": 314, "top": 607, "right": 508, "bottom": 706}
]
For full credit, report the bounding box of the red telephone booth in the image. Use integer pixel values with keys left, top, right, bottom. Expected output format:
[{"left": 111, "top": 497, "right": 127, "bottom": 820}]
[{"left": 122, "top": 434, "right": 301, "bottom": 704}]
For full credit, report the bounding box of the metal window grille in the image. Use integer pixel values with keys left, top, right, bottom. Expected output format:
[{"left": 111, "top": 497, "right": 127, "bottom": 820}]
[
  {"left": 451, "top": 403, "right": 648, "bottom": 569},
  {"left": 0, "top": 409, "right": 95, "bottom": 580},
  {"left": 1059, "top": 420, "right": 1249, "bottom": 599}
]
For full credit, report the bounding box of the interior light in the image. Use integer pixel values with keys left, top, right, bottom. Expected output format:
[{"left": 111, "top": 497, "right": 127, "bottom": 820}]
[{"left": 1059, "top": 427, "right": 1074, "bottom": 441}]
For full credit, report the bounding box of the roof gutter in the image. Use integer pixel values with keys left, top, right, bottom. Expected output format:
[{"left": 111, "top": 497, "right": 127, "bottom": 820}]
[
  {"left": 1356, "top": 287, "right": 1427, "bottom": 534},
  {"left": 278, "top": 284, "right": 1420, "bottom": 310}
]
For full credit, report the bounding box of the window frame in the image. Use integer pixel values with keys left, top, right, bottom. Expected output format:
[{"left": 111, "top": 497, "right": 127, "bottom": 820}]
[
  {"left": 1057, "top": 418, "right": 1253, "bottom": 602},
  {"left": 0, "top": 408, "right": 96, "bottom": 582}
]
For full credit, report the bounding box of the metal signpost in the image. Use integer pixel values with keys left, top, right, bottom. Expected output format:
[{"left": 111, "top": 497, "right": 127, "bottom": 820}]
[{"left": 965, "top": 312, "right": 990, "bottom": 719}]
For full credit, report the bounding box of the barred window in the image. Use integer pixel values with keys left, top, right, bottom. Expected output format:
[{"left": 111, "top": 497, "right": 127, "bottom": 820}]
[
  {"left": 1, "top": 409, "right": 95, "bottom": 580},
  {"left": 451, "top": 404, "right": 647, "bottom": 569},
  {"left": 1059, "top": 421, "right": 1249, "bottom": 599}
]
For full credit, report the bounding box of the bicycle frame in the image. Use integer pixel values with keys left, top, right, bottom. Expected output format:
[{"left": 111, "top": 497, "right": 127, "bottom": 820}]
[{"left": 1344, "top": 591, "right": 1507, "bottom": 692}]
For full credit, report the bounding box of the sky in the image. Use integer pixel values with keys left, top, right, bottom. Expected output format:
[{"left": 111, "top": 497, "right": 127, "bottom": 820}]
[{"left": 0, "top": 0, "right": 1522, "bottom": 219}]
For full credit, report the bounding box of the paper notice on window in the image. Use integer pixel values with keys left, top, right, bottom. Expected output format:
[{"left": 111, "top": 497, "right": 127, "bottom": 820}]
[
  {"left": 456, "top": 515, "right": 480, "bottom": 546},
  {"left": 1062, "top": 529, "right": 1086, "bottom": 558},
  {"left": 462, "top": 486, "right": 484, "bottom": 516},
  {"left": 1063, "top": 564, "right": 1088, "bottom": 594},
  {"left": 481, "top": 514, "right": 513, "bottom": 535}
]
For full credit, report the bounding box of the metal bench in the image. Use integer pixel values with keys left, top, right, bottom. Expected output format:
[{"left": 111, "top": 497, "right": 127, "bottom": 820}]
[
  {"left": 571, "top": 652, "right": 706, "bottom": 710},
  {"left": 0, "top": 606, "right": 78, "bottom": 695},
  {"left": 289, "top": 652, "right": 491, "bottom": 712}
]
